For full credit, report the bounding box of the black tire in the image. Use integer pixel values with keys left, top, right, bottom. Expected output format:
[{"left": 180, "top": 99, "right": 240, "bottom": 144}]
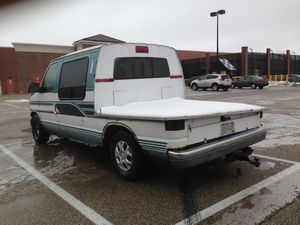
[
  {"left": 251, "top": 83, "right": 257, "bottom": 89},
  {"left": 231, "top": 83, "right": 235, "bottom": 89},
  {"left": 191, "top": 83, "right": 198, "bottom": 91},
  {"left": 223, "top": 87, "right": 229, "bottom": 91},
  {"left": 212, "top": 83, "right": 219, "bottom": 91},
  {"left": 238, "top": 86, "right": 242, "bottom": 89},
  {"left": 109, "top": 130, "right": 144, "bottom": 181},
  {"left": 31, "top": 114, "right": 49, "bottom": 144}
]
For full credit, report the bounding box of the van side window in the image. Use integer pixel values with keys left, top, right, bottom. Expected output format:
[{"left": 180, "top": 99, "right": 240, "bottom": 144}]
[
  {"left": 114, "top": 57, "right": 170, "bottom": 79},
  {"left": 58, "top": 57, "right": 89, "bottom": 100},
  {"left": 41, "top": 63, "right": 58, "bottom": 92}
]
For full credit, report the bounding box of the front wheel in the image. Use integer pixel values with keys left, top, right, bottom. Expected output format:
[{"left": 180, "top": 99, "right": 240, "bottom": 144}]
[
  {"left": 191, "top": 83, "right": 198, "bottom": 91},
  {"left": 109, "top": 131, "right": 144, "bottom": 181},
  {"left": 31, "top": 115, "right": 49, "bottom": 144}
]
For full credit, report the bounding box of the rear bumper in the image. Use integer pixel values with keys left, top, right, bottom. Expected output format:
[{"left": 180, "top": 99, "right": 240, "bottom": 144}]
[{"left": 168, "top": 126, "right": 266, "bottom": 168}]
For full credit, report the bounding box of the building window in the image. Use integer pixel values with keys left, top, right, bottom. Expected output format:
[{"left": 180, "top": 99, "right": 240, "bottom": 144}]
[
  {"left": 114, "top": 57, "right": 170, "bottom": 79},
  {"left": 58, "top": 57, "right": 89, "bottom": 100},
  {"left": 41, "top": 63, "right": 58, "bottom": 92}
]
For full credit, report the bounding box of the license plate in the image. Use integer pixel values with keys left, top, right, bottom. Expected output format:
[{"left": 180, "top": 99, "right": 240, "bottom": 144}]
[{"left": 221, "top": 121, "right": 235, "bottom": 136}]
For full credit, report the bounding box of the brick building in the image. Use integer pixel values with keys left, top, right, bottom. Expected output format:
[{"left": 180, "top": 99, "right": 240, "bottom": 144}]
[
  {"left": 1, "top": 33, "right": 299, "bottom": 94},
  {"left": 0, "top": 34, "right": 125, "bottom": 94},
  {"left": 181, "top": 47, "right": 300, "bottom": 79}
]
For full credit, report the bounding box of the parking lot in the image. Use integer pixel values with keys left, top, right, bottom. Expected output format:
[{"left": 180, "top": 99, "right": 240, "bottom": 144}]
[{"left": 0, "top": 86, "right": 299, "bottom": 225}]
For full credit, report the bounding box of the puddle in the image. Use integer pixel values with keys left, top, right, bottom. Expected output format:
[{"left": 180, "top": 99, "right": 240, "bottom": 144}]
[{"left": 0, "top": 150, "right": 76, "bottom": 195}]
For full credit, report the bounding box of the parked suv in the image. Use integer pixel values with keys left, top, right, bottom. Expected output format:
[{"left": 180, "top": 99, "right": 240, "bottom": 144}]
[
  {"left": 190, "top": 74, "right": 232, "bottom": 91},
  {"left": 231, "top": 75, "right": 268, "bottom": 89},
  {"left": 288, "top": 74, "right": 300, "bottom": 82}
]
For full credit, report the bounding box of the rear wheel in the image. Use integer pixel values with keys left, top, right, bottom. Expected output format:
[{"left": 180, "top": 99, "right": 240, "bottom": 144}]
[
  {"left": 212, "top": 83, "right": 219, "bottom": 91},
  {"left": 109, "top": 130, "right": 144, "bottom": 181},
  {"left": 31, "top": 114, "right": 49, "bottom": 144},
  {"left": 251, "top": 83, "right": 257, "bottom": 89},
  {"left": 191, "top": 83, "right": 198, "bottom": 91}
]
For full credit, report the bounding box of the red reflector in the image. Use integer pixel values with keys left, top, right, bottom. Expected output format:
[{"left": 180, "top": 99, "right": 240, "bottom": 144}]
[
  {"left": 170, "top": 75, "right": 183, "bottom": 79},
  {"left": 95, "top": 78, "right": 114, "bottom": 83},
  {"left": 136, "top": 46, "right": 149, "bottom": 53},
  {"left": 165, "top": 120, "right": 185, "bottom": 131}
]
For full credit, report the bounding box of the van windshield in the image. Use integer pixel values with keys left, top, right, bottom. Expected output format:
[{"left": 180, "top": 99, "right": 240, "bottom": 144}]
[{"left": 114, "top": 57, "right": 170, "bottom": 79}]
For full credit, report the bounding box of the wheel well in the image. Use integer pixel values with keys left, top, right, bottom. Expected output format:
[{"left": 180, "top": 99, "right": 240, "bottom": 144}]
[
  {"left": 212, "top": 82, "right": 218, "bottom": 87},
  {"left": 102, "top": 124, "right": 136, "bottom": 150}
]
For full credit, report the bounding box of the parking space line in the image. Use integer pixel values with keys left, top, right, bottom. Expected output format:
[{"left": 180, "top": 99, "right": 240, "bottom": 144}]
[
  {"left": 0, "top": 144, "right": 113, "bottom": 225},
  {"left": 175, "top": 163, "right": 300, "bottom": 225},
  {"left": 3, "top": 141, "right": 33, "bottom": 147},
  {"left": 4, "top": 103, "right": 21, "bottom": 108},
  {"left": 253, "top": 154, "right": 300, "bottom": 165}
]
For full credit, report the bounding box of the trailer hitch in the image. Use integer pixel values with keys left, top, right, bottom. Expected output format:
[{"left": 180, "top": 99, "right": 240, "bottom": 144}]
[{"left": 231, "top": 147, "right": 261, "bottom": 167}]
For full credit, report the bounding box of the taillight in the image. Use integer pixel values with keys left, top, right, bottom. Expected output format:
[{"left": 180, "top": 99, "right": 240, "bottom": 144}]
[
  {"left": 219, "top": 76, "right": 225, "bottom": 81},
  {"left": 135, "top": 46, "right": 149, "bottom": 53},
  {"left": 165, "top": 120, "right": 185, "bottom": 131}
]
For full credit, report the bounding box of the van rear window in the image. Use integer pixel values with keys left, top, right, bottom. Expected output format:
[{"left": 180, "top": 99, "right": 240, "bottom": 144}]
[{"left": 114, "top": 57, "right": 170, "bottom": 79}]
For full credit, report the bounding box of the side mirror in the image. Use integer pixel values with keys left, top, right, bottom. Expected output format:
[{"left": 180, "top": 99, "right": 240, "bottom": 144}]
[{"left": 28, "top": 83, "right": 40, "bottom": 94}]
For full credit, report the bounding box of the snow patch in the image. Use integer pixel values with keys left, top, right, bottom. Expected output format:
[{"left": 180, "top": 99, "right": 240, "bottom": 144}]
[{"left": 99, "top": 97, "right": 263, "bottom": 119}]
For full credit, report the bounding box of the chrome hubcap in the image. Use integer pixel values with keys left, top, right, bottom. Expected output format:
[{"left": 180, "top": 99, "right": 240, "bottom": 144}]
[{"left": 114, "top": 140, "right": 132, "bottom": 171}]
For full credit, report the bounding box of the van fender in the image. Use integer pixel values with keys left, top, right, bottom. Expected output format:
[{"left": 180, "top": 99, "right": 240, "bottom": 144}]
[{"left": 102, "top": 122, "right": 138, "bottom": 143}]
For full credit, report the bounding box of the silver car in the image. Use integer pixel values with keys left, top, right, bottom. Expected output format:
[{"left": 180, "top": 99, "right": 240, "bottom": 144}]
[{"left": 190, "top": 74, "right": 232, "bottom": 91}]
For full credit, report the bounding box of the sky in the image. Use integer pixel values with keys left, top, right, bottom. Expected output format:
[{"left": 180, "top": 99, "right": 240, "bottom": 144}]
[{"left": 1, "top": 0, "right": 300, "bottom": 54}]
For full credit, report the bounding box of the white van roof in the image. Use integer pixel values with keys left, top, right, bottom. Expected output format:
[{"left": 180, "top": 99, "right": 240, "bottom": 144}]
[{"left": 54, "top": 43, "right": 177, "bottom": 61}]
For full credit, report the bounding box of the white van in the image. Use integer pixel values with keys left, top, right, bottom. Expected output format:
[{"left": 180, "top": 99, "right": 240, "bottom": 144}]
[{"left": 29, "top": 43, "right": 266, "bottom": 180}]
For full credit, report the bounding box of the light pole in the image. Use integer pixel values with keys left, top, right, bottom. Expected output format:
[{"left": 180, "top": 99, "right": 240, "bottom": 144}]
[
  {"left": 249, "top": 48, "right": 254, "bottom": 74},
  {"left": 210, "top": 9, "right": 226, "bottom": 59}
]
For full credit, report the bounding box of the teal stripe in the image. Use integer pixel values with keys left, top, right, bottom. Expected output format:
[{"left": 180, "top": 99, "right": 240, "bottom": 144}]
[
  {"left": 43, "top": 121, "right": 102, "bottom": 137},
  {"left": 139, "top": 141, "right": 166, "bottom": 148},
  {"left": 138, "top": 139, "right": 167, "bottom": 145},
  {"left": 141, "top": 147, "right": 165, "bottom": 153},
  {"left": 140, "top": 143, "right": 165, "bottom": 149}
]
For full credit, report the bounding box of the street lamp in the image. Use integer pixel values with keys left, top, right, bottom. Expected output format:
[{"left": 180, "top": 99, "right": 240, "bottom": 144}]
[
  {"left": 210, "top": 9, "right": 226, "bottom": 59},
  {"left": 249, "top": 48, "right": 254, "bottom": 74}
]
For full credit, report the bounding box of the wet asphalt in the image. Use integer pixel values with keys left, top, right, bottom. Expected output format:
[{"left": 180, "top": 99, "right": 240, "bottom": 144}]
[{"left": 0, "top": 86, "right": 299, "bottom": 225}]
